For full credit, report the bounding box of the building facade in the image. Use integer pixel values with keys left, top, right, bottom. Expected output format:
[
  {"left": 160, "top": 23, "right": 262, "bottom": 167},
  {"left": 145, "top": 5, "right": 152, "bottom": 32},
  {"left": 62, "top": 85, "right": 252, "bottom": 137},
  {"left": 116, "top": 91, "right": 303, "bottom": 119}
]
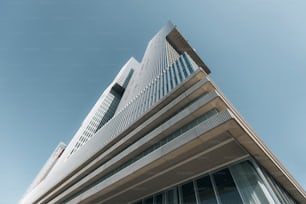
[{"left": 21, "top": 22, "right": 306, "bottom": 204}]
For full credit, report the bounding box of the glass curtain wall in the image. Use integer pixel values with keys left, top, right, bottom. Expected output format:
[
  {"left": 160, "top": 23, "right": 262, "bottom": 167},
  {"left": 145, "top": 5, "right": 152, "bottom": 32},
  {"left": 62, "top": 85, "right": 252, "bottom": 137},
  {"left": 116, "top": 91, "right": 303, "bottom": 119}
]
[
  {"left": 229, "top": 162, "right": 273, "bottom": 203},
  {"left": 261, "top": 167, "right": 297, "bottom": 204},
  {"left": 132, "top": 160, "right": 296, "bottom": 204}
]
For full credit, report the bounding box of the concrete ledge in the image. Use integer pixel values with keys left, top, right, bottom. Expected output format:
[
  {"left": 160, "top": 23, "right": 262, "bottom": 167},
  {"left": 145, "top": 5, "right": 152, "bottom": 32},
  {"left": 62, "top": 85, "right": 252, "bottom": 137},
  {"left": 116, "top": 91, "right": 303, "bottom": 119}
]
[{"left": 66, "top": 110, "right": 238, "bottom": 203}]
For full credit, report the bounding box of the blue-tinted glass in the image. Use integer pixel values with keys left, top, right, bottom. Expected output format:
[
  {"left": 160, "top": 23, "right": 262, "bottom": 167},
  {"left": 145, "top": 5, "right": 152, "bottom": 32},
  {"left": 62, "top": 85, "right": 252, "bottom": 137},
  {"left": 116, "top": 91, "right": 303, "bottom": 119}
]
[
  {"left": 169, "top": 68, "right": 174, "bottom": 89},
  {"left": 213, "top": 169, "right": 243, "bottom": 204},
  {"left": 175, "top": 61, "right": 183, "bottom": 82},
  {"left": 229, "top": 161, "right": 271, "bottom": 203},
  {"left": 181, "top": 182, "right": 197, "bottom": 204},
  {"left": 179, "top": 57, "right": 188, "bottom": 77},
  {"left": 196, "top": 176, "right": 217, "bottom": 204},
  {"left": 154, "top": 80, "right": 158, "bottom": 101},
  {"left": 182, "top": 53, "right": 194, "bottom": 74},
  {"left": 262, "top": 168, "right": 297, "bottom": 204},
  {"left": 164, "top": 72, "right": 168, "bottom": 94},
  {"left": 159, "top": 76, "right": 163, "bottom": 98},
  {"left": 172, "top": 65, "right": 178, "bottom": 85}
]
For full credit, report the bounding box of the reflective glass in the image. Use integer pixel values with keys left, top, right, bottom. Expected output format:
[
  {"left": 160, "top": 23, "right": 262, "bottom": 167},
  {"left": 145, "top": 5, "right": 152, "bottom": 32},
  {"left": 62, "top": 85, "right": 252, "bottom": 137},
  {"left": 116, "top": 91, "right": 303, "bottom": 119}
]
[
  {"left": 213, "top": 169, "right": 243, "bottom": 204},
  {"left": 196, "top": 176, "right": 217, "bottom": 204},
  {"left": 181, "top": 182, "right": 197, "bottom": 204},
  {"left": 262, "top": 168, "right": 297, "bottom": 204},
  {"left": 166, "top": 188, "right": 179, "bottom": 204},
  {"left": 155, "top": 193, "right": 164, "bottom": 204},
  {"left": 229, "top": 162, "right": 271, "bottom": 204}
]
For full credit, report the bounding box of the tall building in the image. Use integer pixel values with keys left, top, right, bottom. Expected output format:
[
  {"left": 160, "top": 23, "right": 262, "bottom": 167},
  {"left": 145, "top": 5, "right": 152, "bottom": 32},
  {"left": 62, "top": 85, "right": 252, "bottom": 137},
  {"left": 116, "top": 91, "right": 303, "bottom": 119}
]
[{"left": 21, "top": 22, "right": 305, "bottom": 204}]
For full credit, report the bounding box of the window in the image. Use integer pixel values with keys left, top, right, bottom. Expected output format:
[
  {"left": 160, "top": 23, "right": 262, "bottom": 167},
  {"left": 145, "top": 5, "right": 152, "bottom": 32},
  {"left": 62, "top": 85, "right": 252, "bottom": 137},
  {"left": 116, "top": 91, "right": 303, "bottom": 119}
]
[
  {"left": 196, "top": 176, "right": 217, "bottom": 204},
  {"left": 155, "top": 193, "right": 164, "bottom": 204},
  {"left": 143, "top": 196, "right": 153, "bottom": 204},
  {"left": 166, "top": 188, "right": 179, "bottom": 204},
  {"left": 181, "top": 182, "right": 197, "bottom": 204},
  {"left": 229, "top": 161, "right": 271, "bottom": 203},
  {"left": 213, "top": 169, "right": 243, "bottom": 204}
]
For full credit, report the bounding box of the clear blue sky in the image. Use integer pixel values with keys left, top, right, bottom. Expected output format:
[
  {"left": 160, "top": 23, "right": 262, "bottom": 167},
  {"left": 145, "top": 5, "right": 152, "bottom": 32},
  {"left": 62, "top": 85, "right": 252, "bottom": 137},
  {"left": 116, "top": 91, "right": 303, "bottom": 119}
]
[{"left": 0, "top": 1, "right": 305, "bottom": 203}]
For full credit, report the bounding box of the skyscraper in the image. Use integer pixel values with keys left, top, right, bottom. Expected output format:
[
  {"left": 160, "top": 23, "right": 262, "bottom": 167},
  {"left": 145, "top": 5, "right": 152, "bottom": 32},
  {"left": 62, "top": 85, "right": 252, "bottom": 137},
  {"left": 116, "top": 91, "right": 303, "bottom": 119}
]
[{"left": 21, "top": 22, "right": 305, "bottom": 204}]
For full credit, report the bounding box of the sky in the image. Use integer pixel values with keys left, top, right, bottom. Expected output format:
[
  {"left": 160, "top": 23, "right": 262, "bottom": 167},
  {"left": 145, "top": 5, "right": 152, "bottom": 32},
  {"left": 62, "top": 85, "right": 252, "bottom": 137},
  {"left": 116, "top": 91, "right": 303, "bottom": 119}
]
[{"left": 0, "top": 0, "right": 305, "bottom": 203}]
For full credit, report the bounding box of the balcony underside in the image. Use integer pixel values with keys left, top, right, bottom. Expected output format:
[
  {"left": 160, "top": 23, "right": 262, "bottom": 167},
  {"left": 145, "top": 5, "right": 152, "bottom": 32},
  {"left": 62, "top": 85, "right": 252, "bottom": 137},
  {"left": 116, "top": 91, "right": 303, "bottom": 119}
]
[{"left": 71, "top": 119, "right": 248, "bottom": 204}]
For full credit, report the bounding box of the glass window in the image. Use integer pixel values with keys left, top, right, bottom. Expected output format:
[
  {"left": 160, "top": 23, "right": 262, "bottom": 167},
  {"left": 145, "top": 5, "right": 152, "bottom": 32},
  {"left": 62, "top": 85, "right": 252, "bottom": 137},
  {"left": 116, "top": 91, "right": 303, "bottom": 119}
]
[
  {"left": 181, "top": 181, "right": 197, "bottom": 204},
  {"left": 143, "top": 196, "right": 153, "bottom": 204},
  {"left": 262, "top": 168, "right": 297, "bottom": 204},
  {"left": 179, "top": 57, "right": 188, "bottom": 77},
  {"left": 176, "top": 61, "right": 184, "bottom": 81},
  {"left": 164, "top": 72, "right": 168, "bottom": 94},
  {"left": 169, "top": 67, "right": 174, "bottom": 90},
  {"left": 183, "top": 53, "right": 194, "bottom": 74},
  {"left": 155, "top": 193, "right": 164, "bottom": 204},
  {"left": 166, "top": 188, "right": 179, "bottom": 204},
  {"left": 229, "top": 162, "right": 271, "bottom": 204},
  {"left": 213, "top": 168, "right": 243, "bottom": 204},
  {"left": 172, "top": 65, "right": 178, "bottom": 86},
  {"left": 196, "top": 176, "right": 218, "bottom": 204},
  {"left": 159, "top": 76, "right": 163, "bottom": 99}
]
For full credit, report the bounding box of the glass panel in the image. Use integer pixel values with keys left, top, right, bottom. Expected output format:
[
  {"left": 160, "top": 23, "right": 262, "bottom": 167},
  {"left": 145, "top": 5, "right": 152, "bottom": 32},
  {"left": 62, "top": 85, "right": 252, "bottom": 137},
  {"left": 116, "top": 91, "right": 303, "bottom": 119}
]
[
  {"left": 213, "top": 168, "right": 243, "bottom": 204},
  {"left": 169, "top": 66, "right": 174, "bottom": 89},
  {"left": 155, "top": 193, "right": 164, "bottom": 204},
  {"left": 166, "top": 188, "right": 179, "bottom": 204},
  {"left": 229, "top": 162, "right": 271, "bottom": 204},
  {"left": 175, "top": 61, "right": 183, "bottom": 82},
  {"left": 196, "top": 176, "right": 217, "bottom": 204},
  {"left": 164, "top": 71, "right": 169, "bottom": 94},
  {"left": 144, "top": 196, "right": 153, "bottom": 204},
  {"left": 262, "top": 168, "right": 297, "bottom": 204},
  {"left": 178, "top": 57, "right": 186, "bottom": 77},
  {"left": 183, "top": 53, "right": 194, "bottom": 74},
  {"left": 172, "top": 64, "right": 178, "bottom": 86},
  {"left": 181, "top": 182, "right": 197, "bottom": 204}
]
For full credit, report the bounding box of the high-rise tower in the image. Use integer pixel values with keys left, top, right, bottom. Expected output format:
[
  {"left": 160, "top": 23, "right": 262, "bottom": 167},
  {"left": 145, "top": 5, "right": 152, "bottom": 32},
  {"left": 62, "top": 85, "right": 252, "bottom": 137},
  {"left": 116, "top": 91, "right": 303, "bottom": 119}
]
[{"left": 21, "top": 22, "right": 305, "bottom": 204}]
